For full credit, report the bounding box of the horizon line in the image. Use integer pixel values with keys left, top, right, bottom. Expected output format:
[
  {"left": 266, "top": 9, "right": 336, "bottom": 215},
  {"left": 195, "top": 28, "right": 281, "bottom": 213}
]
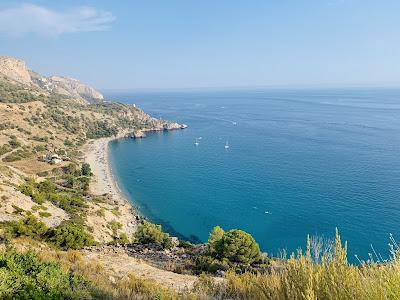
[{"left": 99, "top": 82, "right": 400, "bottom": 93}]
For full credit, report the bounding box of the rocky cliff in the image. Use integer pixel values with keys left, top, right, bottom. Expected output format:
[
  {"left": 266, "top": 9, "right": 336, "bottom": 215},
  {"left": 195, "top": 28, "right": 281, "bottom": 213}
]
[
  {"left": 0, "top": 56, "right": 104, "bottom": 103},
  {"left": 0, "top": 56, "right": 32, "bottom": 85}
]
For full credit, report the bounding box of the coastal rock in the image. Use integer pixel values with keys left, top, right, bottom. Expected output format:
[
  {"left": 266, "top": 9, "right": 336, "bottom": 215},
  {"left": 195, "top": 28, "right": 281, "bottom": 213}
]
[
  {"left": 163, "top": 122, "right": 188, "bottom": 130},
  {"left": 132, "top": 130, "right": 146, "bottom": 139}
]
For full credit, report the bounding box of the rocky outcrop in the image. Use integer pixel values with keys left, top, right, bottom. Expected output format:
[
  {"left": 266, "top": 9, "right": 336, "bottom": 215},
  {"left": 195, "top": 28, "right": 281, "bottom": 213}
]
[
  {"left": 31, "top": 74, "right": 104, "bottom": 103},
  {"left": 0, "top": 56, "right": 32, "bottom": 85},
  {"left": 0, "top": 55, "right": 104, "bottom": 104},
  {"left": 163, "top": 122, "right": 188, "bottom": 130}
]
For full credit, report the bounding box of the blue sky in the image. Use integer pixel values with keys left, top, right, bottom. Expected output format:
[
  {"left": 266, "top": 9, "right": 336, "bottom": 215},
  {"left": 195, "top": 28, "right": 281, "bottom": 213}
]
[{"left": 0, "top": 1, "right": 399, "bottom": 89}]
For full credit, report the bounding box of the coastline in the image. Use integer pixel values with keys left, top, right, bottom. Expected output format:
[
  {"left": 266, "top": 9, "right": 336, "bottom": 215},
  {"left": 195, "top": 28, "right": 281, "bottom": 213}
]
[
  {"left": 83, "top": 125, "right": 187, "bottom": 242},
  {"left": 83, "top": 132, "right": 140, "bottom": 239}
]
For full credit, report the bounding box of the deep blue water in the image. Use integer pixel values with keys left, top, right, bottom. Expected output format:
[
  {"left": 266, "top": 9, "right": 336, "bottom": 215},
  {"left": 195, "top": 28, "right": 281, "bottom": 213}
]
[{"left": 106, "top": 88, "right": 400, "bottom": 262}]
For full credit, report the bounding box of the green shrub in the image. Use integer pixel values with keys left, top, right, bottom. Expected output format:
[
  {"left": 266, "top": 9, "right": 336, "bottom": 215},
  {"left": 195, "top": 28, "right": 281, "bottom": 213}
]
[
  {"left": 96, "top": 208, "right": 106, "bottom": 218},
  {"left": 32, "top": 192, "right": 46, "bottom": 204},
  {"left": 49, "top": 222, "right": 94, "bottom": 250},
  {"left": 195, "top": 255, "right": 231, "bottom": 274},
  {"left": 77, "top": 176, "right": 90, "bottom": 192},
  {"left": 19, "top": 183, "right": 34, "bottom": 197},
  {"left": 81, "top": 163, "right": 92, "bottom": 176},
  {"left": 38, "top": 211, "right": 52, "bottom": 218},
  {"left": 111, "top": 207, "right": 121, "bottom": 216},
  {"left": 64, "top": 139, "right": 74, "bottom": 147},
  {"left": 134, "top": 221, "right": 173, "bottom": 249},
  {"left": 33, "top": 145, "right": 46, "bottom": 152},
  {"left": 11, "top": 205, "right": 24, "bottom": 215},
  {"left": 215, "top": 229, "right": 261, "bottom": 264},
  {"left": 36, "top": 171, "right": 49, "bottom": 177},
  {"left": 110, "top": 233, "right": 130, "bottom": 246},
  {"left": 32, "top": 135, "right": 48, "bottom": 143},
  {"left": 178, "top": 240, "right": 195, "bottom": 249},
  {"left": 12, "top": 215, "right": 48, "bottom": 239},
  {"left": 107, "top": 220, "right": 122, "bottom": 235},
  {"left": 37, "top": 179, "right": 56, "bottom": 194},
  {"left": 2, "top": 149, "right": 31, "bottom": 162},
  {"left": 64, "top": 163, "right": 80, "bottom": 176},
  {"left": 0, "top": 249, "right": 92, "bottom": 299},
  {"left": 48, "top": 192, "right": 86, "bottom": 215},
  {"left": 208, "top": 226, "right": 225, "bottom": 254},
  {"left": 0, "top": 144, "right": 11, "bottom": 156},
  {"left": 8, "top": 137, "right": 21, "bottom": 148}
]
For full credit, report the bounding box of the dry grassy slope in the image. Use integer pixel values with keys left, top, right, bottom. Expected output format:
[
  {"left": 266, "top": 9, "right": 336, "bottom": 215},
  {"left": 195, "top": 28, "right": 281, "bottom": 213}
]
[{"left": 0, "top": 77, "right": 167, "bottom": 243}]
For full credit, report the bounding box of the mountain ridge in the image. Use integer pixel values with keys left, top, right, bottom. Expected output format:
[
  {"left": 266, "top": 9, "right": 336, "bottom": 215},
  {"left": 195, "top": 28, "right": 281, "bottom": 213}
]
[{"left": 0, "top": 56, "right": 104, "bottom": 103}]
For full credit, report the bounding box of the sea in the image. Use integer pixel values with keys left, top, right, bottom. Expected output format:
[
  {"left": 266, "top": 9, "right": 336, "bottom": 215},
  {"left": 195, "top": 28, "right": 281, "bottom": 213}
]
[{"left": 105, "top": 88, "right": 400, "bottom": 263}]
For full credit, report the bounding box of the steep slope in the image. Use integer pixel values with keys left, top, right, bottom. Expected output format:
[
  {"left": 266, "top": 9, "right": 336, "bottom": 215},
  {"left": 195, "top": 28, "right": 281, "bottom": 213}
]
[
  {"left": 0, "top": 58, "right": 185, "bottom": 243},
  {"left": 0, "top": 56, "right": 32, "bottom": 85},
  {"left": 0, "top": 56, "right": 104, "bottom": 103}
]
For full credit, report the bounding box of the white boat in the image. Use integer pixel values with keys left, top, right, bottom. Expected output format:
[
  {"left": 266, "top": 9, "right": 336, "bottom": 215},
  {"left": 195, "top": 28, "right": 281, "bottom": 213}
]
[
  {"left": 194, "top": 138, "right": 199, "bottom": 146},
  {"left": 224, "top": 141, "right": 229, "bottom": 149}
]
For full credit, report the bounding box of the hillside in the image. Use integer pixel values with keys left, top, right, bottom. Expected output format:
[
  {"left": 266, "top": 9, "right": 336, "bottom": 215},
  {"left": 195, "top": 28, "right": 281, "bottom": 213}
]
[
  {"left": 0, "top": 56, "right": 104, "bottom": 103},
  {"left": 0, "top": 56, "right": 399, "bottom": 299},
  {"left": 0, "top": 57, "right": 185, "bottom": 243}
]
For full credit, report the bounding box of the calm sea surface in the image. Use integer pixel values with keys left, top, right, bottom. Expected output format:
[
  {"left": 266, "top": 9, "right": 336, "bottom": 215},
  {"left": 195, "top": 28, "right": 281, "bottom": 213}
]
[{"left": 106, "top": 88, "right": 400, "bottom": 262}]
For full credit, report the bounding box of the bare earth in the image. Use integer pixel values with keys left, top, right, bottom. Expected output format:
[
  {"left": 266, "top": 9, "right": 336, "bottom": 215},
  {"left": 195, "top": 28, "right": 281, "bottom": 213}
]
[{"left": 83, "top": 249, "right": 198, "bottom": 292}]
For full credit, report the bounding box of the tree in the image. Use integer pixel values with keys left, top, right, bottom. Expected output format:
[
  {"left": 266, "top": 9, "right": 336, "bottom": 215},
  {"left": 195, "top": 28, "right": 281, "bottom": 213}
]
[
  {"left": 218, "top": 230, "right": 262, "bottom": 264},
  {"left": 81, "top": 163, "right": 92, "bottom": 176},
  {"left": 208, "top": 226, "right": 225, "bottom": 254},
  {"left": 134, "top": 221, "right": 173, "bottom": 249}
]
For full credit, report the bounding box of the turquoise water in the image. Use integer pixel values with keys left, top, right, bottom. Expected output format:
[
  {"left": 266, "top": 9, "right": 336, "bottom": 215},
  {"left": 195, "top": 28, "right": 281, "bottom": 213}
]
[{"left": 107, "top": 88, "right": 400, "bottom": 262}]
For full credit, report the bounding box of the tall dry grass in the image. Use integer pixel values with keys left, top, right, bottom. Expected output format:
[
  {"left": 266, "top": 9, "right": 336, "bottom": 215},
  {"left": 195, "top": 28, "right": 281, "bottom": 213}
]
[{"left": 193, "top": 230, "right": 400, "bottom": 299}]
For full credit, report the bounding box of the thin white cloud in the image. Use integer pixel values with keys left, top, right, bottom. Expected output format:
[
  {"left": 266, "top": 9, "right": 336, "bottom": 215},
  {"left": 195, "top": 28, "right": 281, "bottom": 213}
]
[{"left": 0, "top": 3, "right": 115, "bottom": 37}]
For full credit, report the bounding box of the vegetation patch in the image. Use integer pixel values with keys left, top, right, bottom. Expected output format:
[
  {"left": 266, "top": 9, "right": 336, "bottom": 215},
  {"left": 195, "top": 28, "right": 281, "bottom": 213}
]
[{"left": 134, "top": 221, "right": 173, "bottom": 249}]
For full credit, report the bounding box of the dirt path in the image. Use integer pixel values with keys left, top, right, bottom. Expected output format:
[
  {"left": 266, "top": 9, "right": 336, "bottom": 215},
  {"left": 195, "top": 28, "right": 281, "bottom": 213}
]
[{"left": 83, "top": 250, "right": 198, "bottom": 292}]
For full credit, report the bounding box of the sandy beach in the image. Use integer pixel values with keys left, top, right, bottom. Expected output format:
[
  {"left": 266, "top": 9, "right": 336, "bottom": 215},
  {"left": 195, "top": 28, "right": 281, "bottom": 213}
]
[
  {"left": 84, "top": 135, "right": 139, "bottom": 241},
  {"left": 85, "top": 137, "right": 119, "bottom": 198}
]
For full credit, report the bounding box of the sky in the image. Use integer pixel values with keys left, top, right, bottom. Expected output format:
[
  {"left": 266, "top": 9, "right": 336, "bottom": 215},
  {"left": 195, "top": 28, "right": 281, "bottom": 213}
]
[{"left": 0, "top": 0, "right": 399, "bottom": 90}]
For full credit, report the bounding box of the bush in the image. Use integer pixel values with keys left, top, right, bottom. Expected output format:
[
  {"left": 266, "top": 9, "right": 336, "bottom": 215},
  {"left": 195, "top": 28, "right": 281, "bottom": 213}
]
[
  {"left": 195, "top": 255, "right": 231, "bottom": 274},
  {"left": 8, "top": 137, "right": 21, "bottom": 148},
  {"left": 134, "top": 221, "right": 173, "bottom": 249},
  {"left": 81, "top": 163, "right": 92, "bottom": 176},
  {"left": 38, "top": 211, "right": 52, "bottom": 218},
  {"left": 37, "top": 179, "right": 56, "bottom": 194},
  {"left": 48, "top": 192, "right": 86, "bottom": 215},
  {"left": 64, "top": 139, "right": 74, "bottom": 147},
  {"left": 107, "top": 220, "right": 122, "bottom": 236},
  {"left": 0, "top": 249, "right": 93, "bottom": 299},
  {"left": 49, "top": 222, "right": 94, "bottom": 250},
  {"left": 32, "top": 192, "right": 46, "bottom": 204},
  {"left": 109, "top": 233, "right": 130, "bottom": 246},
  {"left": 12, "top": 215, "right": 48, "bottom": 239},
  {"left": 208, "top": 226, "right": 225, "bottom": 254},
  {"left": 77, "top": 176, "right": 90, "bottom": 192},
  {"left": 36, "top": 171, "right": 49, "bottom": 177},
  {"left": 216, "top": 229, "right": 262, "bottom": 264},
  {"left": 19, "top": 183, "right": 34, "bottom": 197},
  {"left": 0, "top": 144, "right": 11, "bottom": 156}
]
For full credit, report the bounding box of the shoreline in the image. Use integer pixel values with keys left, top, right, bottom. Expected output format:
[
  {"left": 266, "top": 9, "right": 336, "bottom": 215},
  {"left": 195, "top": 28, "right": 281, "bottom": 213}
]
[
  {"left": 84, "top": 133, "right": 141, "bottom": 238},
  {"left": 83, "top": 126, "right": 187, "bottom": 240}
]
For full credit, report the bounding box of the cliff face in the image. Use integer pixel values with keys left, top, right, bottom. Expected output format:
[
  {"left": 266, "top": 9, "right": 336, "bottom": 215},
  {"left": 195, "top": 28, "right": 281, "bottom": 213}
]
[
  {"left": 0, "top": 56, "right": 104, "bottom": 103},
  {"left": 31, "top": 75, "right": 104, "bottom": 103},
  {"left": 0, "top": 56, "right": 32, "bottom": 85}
]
